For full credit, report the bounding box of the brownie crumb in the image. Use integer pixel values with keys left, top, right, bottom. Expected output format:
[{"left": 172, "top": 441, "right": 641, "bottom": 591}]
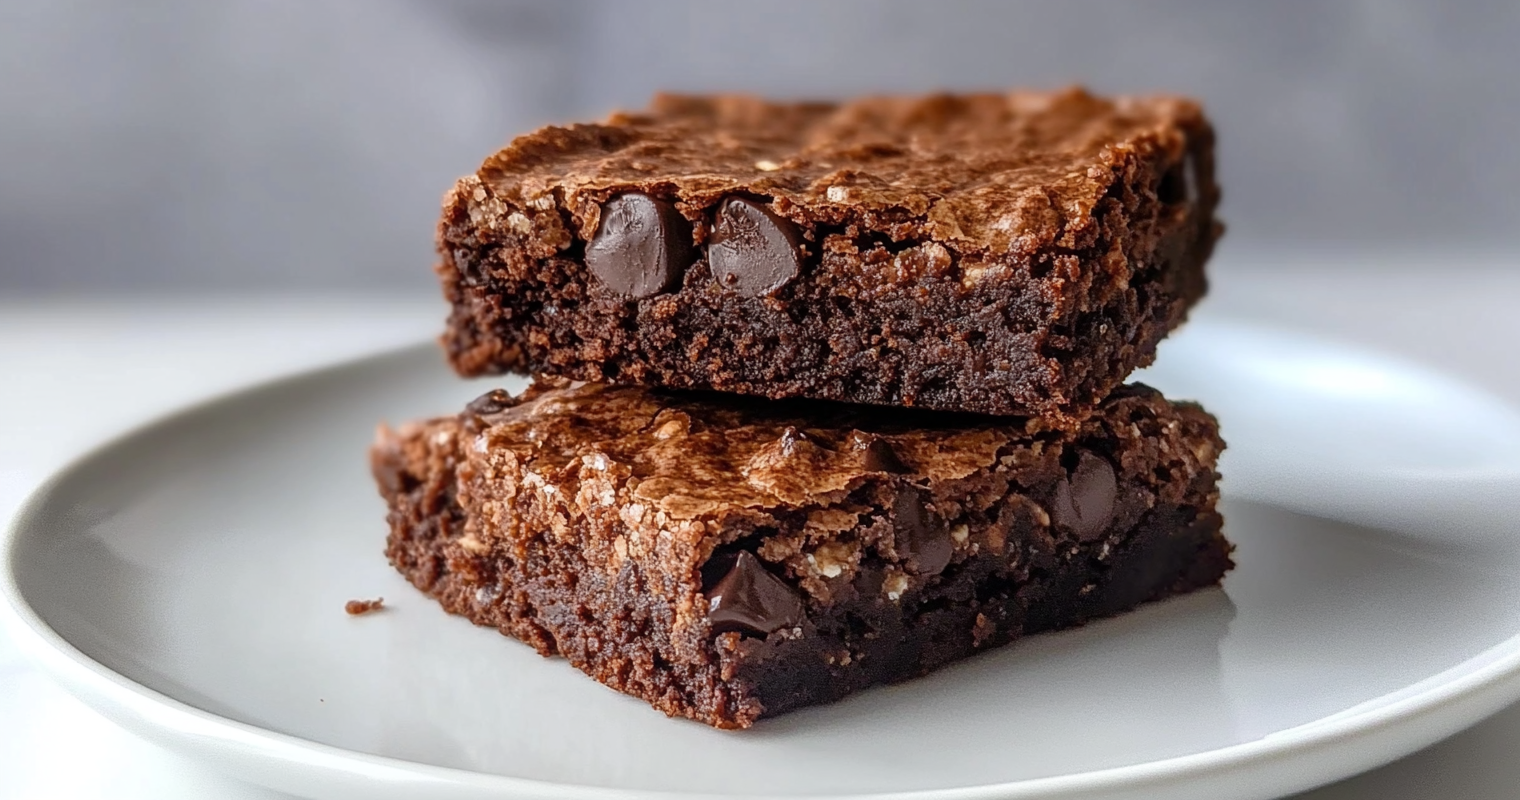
[
  {"left": 972, "top": 612, "right": 997, "bottom": 648},
  {"left": 345, "top": 597, "right": 385, "bottom": 616}
]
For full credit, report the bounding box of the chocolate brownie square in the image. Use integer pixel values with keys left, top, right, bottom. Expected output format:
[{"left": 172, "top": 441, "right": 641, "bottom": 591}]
[
  {"left": 436, "top": 88, "right": 1220, "bottom": 420},
  {"left": 372, "top": 379, "right": 1231, "bottom": 728}
]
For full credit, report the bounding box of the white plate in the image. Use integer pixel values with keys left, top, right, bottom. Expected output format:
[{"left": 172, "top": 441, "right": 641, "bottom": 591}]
[{"left": 6, "top": 319, "right": 1520, "bottom": 800}]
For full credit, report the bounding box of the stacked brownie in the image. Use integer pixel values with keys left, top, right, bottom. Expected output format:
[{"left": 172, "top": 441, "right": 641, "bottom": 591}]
[{"left": 373, "top": 88, "right": 1232, "bottom": 729}]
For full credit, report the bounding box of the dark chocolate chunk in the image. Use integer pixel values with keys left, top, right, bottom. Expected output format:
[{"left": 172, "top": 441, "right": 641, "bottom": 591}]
[
  {"left": 852, "top": 433, "right": 909, "bottom": 474},
  {"left": 585, "top": 193, "right": 694, "bottom": 298},
  {"left": 894, "top": 487, "right": 953, "bottom": 576},
  {"left": 706, "top": 551, "right": 805, "bottom": 636},
  {"left": 1052, "top": 451, "right": 1118, "bottom": 540},
  {"left": 466, "top": 389, "right": 517, "bottom": 417},
  {"left": 699, "top": 549, "right": 741, "bottom": 593},
  {"left": 464, "top": 388, "right": 518, "bottom": 433},
  {"left": 708, "top": 197, "right": 804, "bottom": 296}
]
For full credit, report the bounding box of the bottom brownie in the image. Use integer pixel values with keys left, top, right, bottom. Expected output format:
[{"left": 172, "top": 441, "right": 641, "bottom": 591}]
[{"left": 373, "top": 379, "right": 1231, "bottom": 729}]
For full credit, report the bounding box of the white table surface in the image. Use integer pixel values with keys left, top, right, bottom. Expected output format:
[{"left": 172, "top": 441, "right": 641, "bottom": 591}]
[{"left": 3, "top": 259, "right": 1519, "bottom": 799}]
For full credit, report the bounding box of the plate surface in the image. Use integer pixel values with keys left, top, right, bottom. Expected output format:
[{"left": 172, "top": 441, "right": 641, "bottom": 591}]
[{"left": 7, "top": 319, "right": 1520, "bottom": 800}]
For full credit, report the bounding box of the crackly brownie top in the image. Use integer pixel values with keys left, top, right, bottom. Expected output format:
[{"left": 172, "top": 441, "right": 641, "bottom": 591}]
[
  {"left": 475, "top": 88, "right": 1207, "bottom": 259},
  {"left": 458, "top": 378, "right": 1186, "bottom": 521}
]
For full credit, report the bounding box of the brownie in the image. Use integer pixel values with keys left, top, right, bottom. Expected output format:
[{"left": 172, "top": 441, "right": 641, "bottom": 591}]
[
  {"left": 372, "top": 379, "right": 1232, "bottom": 729},
  {"left": 435, "top": 88, "right": 1221, "bottom": 420}
]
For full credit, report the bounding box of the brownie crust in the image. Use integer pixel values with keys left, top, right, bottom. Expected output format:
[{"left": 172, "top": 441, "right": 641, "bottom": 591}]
[
  {"left": 436, "top": 89, "right": 1222, "bottom": 420},
  {"left": 373, "top": 380, "right": 1231, "bottom": 728}
]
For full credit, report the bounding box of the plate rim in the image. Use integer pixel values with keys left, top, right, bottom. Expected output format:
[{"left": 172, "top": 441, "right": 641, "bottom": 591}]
[{"left": 7, "top": 334, "right": 1520, "bottom": 800}]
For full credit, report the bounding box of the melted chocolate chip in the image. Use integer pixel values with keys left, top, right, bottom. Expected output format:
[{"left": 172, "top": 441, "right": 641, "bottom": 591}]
[
  {"left": 852, "top": 433, "right": 909, "bottom": 474},
  {"left": 465, "top": 389, "right": 516, "bottom": 417},
  {"left": 463, "top": 389, "right": 517, "bottom": 432},
  {"left": 1051, "top": 451, "right": 1118, "bottom": 540},
  {"left": 894, "top": 487, "right": 953, "bottom": 576},
  {"left": 709, "top": 197, "right": 805, "bottom": 296},
  {"left": 705, "top": 551, "right": 805, "bottom": 636},
  {"left": 585, "top": 193, "right": 694, "bottom": 298}
]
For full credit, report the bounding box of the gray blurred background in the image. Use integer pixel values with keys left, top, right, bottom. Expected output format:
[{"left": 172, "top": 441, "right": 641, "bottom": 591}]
[{"left": 2, "top": 0, "right": 1516, "bottom": 294}]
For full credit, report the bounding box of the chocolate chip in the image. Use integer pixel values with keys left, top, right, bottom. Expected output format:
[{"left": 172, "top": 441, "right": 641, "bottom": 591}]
[
  {"left": 705, "top": 551, "right": 805, "bottom": 637},
  {"left": 585, "top": 193, "right": 694, "bottom": 299},
  {"left": 894, "top": 487, "right": 953, "bottom": 576},
  {"left": 463, "top": 389, "right": 517, "bottom": 432},
  {"left": 852, "top": 433, "right": 909, "bottom": 474},
  {"left": 708, "top": 197, "right": 805, "bottom": 296},
  {"left": 1051, "top": 451, "right": 1118, "bottom": 540},
  {"left": 465, "top": 389, "right": 516, "bottom": 417}
]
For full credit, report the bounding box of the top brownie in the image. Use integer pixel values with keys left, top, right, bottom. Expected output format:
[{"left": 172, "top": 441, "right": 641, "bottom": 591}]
[{"left": 437, "top": 88, "right": 1221, "bottom": 420}]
